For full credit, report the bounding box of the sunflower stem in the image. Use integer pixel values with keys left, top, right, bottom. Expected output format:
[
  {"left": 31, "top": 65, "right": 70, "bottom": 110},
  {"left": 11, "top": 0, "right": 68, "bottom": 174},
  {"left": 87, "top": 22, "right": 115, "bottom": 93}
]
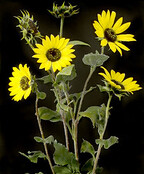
[
  {"left": 50, "top": 70, "right": 70, "bottom": 151},
  {"left": 35, "top": 96, "right": 55, "bottom": 174},
  {"left": 59, "top": 16, "right": 64, "bottom": 37},
  {"left": 92, "top": 93, "right": 112, "bottom": 174}
]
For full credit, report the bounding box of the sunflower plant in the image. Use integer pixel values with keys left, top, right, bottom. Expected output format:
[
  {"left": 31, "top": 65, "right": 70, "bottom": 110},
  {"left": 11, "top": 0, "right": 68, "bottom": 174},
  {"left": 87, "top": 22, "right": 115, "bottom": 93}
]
[{"left": 8, "top": 3, "right": 142, "bottom": 174}]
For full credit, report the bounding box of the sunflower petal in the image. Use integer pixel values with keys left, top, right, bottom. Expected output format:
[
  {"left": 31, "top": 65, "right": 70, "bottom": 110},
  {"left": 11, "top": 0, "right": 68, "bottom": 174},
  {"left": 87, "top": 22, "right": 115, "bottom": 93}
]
[{"left": 115, "top": 22, "right": 131, "bottom": 34}]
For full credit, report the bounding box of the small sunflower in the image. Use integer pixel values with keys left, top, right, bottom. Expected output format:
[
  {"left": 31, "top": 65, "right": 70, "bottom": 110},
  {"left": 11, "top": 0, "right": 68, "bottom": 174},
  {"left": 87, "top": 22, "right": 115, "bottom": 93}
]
[
  {"left": 93, "top": 10, "right": 136, "bottom": 56},
  {"left": 8, "top": 64, "right": 32, "bottom": 101},
  {"left": 33, "top": 34, "right": 76, "bottom": 72},
  {"left": 99, "top": 66, "right": 142, "bottom": 94}
]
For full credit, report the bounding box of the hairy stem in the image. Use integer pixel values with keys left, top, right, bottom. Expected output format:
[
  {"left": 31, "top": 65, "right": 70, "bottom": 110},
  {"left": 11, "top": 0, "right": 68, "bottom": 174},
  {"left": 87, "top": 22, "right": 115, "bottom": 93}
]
[
  {"left": 92, "top": 93, "right": 112, "bottom": 174},
  {"left": 35, "top": 96, "right": 55, "bottom": 174}
]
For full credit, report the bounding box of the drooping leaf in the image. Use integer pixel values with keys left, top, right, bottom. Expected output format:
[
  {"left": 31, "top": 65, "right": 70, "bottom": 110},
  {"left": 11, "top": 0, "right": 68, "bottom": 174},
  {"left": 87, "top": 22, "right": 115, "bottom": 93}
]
[
  {"left": 96, "top": 136, "right": 119, "bottom": 149},
  {"left": 37, "top": 75, "right": 52, "bottom": 84},
  {"left": 56, "top": 64, "right": 76, "bottom": 83},
  {"left": 79, "top": 106, "right": 100, "bottom": 127},
  {"left": 68, "top": 40, "right": 90, "bottom": 47},
  {"left": 53, "top": 141, "right": 80, "bottom": 172},
  {"left": 34, "top": 135, "right": 54, "bottom": 144},
  {"left": 81, "top": 139, "right": 95, "bottom": 158},
  {"left": 19, "top": 151, "right": 46, "bottom": 163},
  {"left": 82, "top": 50, "right": 109, "bottom": 67},
  {"left": 38, "top": 107, "right": 61, "bottom": 122}
]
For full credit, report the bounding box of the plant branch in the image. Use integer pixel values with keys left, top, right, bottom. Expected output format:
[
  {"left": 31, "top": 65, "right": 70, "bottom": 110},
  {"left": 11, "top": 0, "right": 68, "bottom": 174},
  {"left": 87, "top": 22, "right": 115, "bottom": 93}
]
[
  {"left": 35, "top": 96, "right": 55, "bottom": 174},
  {"left": 92, "top": 93, "right": 112, "bottom": 174},
  {"left": 59, "top": 16, "right": 64, "bottom": 37}
]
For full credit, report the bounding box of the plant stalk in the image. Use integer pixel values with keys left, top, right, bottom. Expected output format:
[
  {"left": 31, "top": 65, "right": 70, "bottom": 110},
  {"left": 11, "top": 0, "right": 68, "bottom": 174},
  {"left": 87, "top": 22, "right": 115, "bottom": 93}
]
[
  {"left": 92, "top": 93, "right": 112, "bottom": 174},
  {"left": 35, "top": 96, "right": 55, "bottom": 174},
  {"left": 59, "top": 16, "right": 64, "bottom": 37}
]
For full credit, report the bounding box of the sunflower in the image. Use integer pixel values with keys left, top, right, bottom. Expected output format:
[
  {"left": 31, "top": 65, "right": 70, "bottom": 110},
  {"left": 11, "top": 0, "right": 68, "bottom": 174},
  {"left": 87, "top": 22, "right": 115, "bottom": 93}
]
[
  {"left": 32, "top": 34, "right": 76, "bottom": 72},
  {"left": 93, "top": 10, "right": 136, "bottom": 56},
  {"left": 8, "top": 64, "right": 32, "bottom": 101},
  {"left": 99, "top": 66, "right": 142, "bottom": 94}
]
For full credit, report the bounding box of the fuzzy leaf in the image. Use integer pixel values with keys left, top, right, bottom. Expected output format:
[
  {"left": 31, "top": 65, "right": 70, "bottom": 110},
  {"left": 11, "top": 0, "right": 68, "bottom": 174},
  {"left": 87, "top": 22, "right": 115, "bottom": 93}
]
[
  {"left": 37, "top": 75, "right": 52, "bottom": 84},
  {"left": 53, "top": 141, "right": 80, "bottom": 172},
  {"left": 81, "top": 139, "right": 95, "bottom": 157},
  {"left": 37, "top": 91, "right": 46, "bottom": 100},
  {"left": 96, "top": 136, "right": 119, "bottom": 149},
  {"left": 19, "top": 151, "right": 46, "bottom": 163},
  {"left": 79, "top": 106, "right": 100, "bottom": 127},
  {"left": 34, "top": 135, "right": 54, "bottom": 144},
  {"left": 69, "top": 40, "right": 90, "bottom": 47},
  {"left": 56, "top": 64, "right": 76, "bottom": 83},
  {"left": 54, "top": 166, "right": 71, "bottom": 174},
  {"left": 38, "top": 107, "right": 61, "bottom": 122},
  {"left": 82, "top": 50, "right": 109, "bottom": 67}
]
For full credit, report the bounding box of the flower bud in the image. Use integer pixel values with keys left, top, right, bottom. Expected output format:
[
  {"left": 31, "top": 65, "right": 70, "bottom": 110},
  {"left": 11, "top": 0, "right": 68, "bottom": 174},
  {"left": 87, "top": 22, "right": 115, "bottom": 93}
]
[
  {"left": 48, "top": 2, "right": 79, "bottom": 18},
  {"left": 15, "top": 10, "right": 43, "bottom": 46}
]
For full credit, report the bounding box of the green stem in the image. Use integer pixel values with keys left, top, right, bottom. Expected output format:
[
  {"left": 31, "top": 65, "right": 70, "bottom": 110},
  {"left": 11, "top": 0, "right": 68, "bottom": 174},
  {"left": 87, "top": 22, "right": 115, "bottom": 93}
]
[
  {"left": 50, "top": 70, "right": 69, "bottom": 151},
  {"left": 35, "top": 96, "right": 55, "bottom": 174},
  {"left": 92, "top": 93, "right": 112, "bottom": 174},
  {"left": 59, "top": 16, "right": 64, "bottom": 37}
]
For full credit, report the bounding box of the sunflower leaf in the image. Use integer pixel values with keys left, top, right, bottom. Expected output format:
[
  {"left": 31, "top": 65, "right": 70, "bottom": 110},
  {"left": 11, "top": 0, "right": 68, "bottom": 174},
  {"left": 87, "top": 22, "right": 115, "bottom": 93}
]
[
  {"left": 56, "top": 64, "right": 76, "bottom": 83},
  {"left": 81, "top": 139, "right": 95, "bottom": 158},
  {"left": 38, "top": 107, "right": 61, "bottom": 122},
  {"left": 69, "top": 40, "right": 90, "bottom": 47},
  {"left": 82, "top": 50, "right": 109, "bottom": 67},
  {"left": 96, "top": 136, "right": 119, "bottom": 149}
]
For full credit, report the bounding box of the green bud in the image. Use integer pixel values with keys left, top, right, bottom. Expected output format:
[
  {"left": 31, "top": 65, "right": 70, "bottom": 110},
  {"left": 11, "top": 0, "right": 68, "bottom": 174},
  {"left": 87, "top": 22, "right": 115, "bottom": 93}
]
[
  {"left": 48, "top": 2, "right": 79, "bottom": 18},
  {"left": 15, "top": 10, "right": 43, "bottom": 46}
]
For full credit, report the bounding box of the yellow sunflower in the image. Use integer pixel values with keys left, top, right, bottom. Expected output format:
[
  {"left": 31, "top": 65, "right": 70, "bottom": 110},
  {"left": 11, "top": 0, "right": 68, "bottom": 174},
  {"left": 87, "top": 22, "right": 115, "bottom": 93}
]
[
  {"left": 99, "top": 66, "right": 142, "bottom": 94},
  {"left": 93, "top": 10, "right": 136, "bottom": 56},
  {"left": 33, "top": 34, "right": 76, "bottom": 72},
  {"left": 8, "top": 64, "right": 32, "bottom": 101}
]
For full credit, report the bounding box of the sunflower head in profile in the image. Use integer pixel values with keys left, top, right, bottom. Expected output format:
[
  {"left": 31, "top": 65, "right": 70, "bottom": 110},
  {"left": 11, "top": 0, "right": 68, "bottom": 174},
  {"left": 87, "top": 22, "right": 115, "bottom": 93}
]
[
  {"left": 33, "top": 34, "right": 76, "bottom": 72},
  {"left": 93, "top": 10, "right": 136, "bottom": 56},
  {"left": 8, "top": 64, "right": 32, "bottom": 102},
  {"left": 99, "top": 66, "right": 142, "bottom": 97}
]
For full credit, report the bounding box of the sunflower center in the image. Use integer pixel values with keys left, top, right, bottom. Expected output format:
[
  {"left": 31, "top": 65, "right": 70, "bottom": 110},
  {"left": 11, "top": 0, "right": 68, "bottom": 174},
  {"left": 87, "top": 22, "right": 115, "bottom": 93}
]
[
  {"left": 46, "top": 48, "right": 61, "bottom": 62},
  {"left": 111, "top": 79, "right": 125, "bottom": 90},
  {"left": 20, "top": 76, "right": 30, "bottom": 91},
  {"left": 104, "top": 28, "right": 117, "bottom": 42}
]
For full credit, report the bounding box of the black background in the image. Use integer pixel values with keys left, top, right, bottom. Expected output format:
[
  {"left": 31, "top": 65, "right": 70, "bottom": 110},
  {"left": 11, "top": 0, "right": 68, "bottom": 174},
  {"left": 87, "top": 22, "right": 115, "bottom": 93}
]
[{"left": 0, "top": 0, "right": 144, "bottom": 174}]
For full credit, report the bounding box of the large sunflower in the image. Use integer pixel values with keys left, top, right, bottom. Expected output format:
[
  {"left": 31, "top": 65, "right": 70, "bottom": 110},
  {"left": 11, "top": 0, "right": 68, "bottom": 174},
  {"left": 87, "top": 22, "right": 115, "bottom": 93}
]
[
  {"left": 33, "top": 34, "right": 76, "bottom": 72},
  {"left": 93, "top": 10, "right": 136, "bottom": 56},
  {"left": 99, "top": 66, "right": 142, "bottom": 94},
  {"left": 8, "top": 64, "right": 32, "bottom": 101}
]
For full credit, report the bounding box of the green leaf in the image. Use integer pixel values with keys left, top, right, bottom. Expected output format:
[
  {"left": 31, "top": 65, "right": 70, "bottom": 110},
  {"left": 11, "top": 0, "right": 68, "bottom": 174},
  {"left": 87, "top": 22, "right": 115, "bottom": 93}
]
[
  {"left": 79, "top": 106, "right": 100, "bottom": 127},
  {"left": 54, "top": 166, "right": 71, "bottom": 174},
  {"left": 53, "top": 141, "right": 80, "bottom": 172},
  {"left": 38, "top": 107, "right": 61, "bottom": 122},
  {"left": 19, "top": 151, "right": 46, "bottom": 163},
  {"left": 82, "top": 50, "right": 109, "bottom": 67},
  {"left": 81, "top": 158, "right": 93, "bottom": 173},
  {"left": 37, "top": 75, "right": 52, "bottom": 84},
  {"left": 68, "top": 40, "right": 90, "bottom": 47},
  {"left": 79, "top": 104, "right": 106, "bottom": 136},
  {"left": 56, "top": 64, "right": 76, "bottom": 83},
  {"left": 34, "top": 135, "right": 54, "bottom": 144},
  {"left": 96, "top": 136, "right": 119, "bottom": 149},
  {"left": 81, "top": 139, "right": 95, "bottom": 158},
  {"left": 37, "top": 91, "right": 46, "bottom": 100}
]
